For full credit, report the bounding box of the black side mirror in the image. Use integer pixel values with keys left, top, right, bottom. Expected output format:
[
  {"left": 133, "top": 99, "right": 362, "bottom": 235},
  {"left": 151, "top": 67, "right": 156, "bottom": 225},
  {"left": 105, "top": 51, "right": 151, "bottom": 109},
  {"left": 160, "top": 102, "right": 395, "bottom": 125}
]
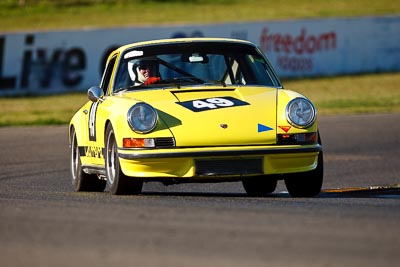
[{"left": 87, "top": 86, "right": 103, "bottom": 102}]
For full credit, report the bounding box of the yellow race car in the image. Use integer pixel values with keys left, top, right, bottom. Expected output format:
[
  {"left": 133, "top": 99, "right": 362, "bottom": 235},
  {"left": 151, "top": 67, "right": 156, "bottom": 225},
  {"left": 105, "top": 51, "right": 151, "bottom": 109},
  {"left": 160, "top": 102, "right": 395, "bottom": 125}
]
[{"left": 69, "top": 38, "right": 323, "bottom": 197}]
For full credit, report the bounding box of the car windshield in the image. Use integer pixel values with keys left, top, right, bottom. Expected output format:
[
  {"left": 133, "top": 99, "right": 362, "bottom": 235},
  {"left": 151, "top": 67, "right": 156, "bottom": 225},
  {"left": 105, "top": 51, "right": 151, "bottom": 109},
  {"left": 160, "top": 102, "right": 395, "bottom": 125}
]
[{"left": 113, "top": 41, "right": 281, "bottom": 92}]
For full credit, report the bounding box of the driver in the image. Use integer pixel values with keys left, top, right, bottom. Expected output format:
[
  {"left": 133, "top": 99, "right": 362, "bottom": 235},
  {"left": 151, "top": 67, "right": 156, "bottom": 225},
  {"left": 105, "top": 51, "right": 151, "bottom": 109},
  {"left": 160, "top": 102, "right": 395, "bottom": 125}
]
[{"left": 128, "top": 58, "right": 161, "bottom": 86}]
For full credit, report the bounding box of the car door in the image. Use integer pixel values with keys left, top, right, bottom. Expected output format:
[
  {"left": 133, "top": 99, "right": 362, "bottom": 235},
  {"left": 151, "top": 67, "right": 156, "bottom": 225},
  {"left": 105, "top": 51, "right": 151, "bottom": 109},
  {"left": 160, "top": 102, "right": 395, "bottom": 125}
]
[{"left": 86, "top": 54, "right": 118, "bottom": 167}]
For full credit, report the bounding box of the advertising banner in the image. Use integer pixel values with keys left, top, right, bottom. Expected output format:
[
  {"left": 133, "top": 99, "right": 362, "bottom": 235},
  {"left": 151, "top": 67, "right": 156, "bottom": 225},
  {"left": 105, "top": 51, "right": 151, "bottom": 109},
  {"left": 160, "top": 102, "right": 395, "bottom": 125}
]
[{"left": 0, "top": 15, "right": 399, "bottom": 95}]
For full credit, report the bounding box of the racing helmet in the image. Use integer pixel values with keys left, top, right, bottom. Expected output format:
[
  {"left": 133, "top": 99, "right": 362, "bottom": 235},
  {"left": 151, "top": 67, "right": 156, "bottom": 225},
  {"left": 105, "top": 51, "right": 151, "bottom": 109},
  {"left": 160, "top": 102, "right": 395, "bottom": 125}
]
[{"left": 128, "top": 57, "right": 159, "bottom": 85}]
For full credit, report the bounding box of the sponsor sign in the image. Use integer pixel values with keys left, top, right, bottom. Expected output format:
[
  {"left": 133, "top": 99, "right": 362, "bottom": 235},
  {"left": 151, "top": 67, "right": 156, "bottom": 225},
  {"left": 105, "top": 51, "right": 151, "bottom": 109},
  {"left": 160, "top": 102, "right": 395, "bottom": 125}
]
[{"left": 0, "top": 16, "right": 399, "bottom": 96}]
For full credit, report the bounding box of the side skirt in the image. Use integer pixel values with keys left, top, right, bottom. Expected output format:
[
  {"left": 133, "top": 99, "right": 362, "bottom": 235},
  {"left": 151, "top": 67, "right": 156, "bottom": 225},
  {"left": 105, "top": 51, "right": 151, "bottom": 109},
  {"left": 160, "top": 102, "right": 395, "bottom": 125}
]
[{"left": 82, "top": 165, "right": 106, "bottom": 177}]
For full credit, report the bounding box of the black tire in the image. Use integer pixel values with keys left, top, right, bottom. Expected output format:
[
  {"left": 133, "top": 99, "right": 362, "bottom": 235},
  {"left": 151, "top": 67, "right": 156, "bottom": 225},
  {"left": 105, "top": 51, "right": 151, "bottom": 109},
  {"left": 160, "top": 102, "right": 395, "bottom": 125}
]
[
  {"left": 105, "top": 124, "right": 143, "bottom": 195},
  {"left": 70, "top": 128, "right": 106, "bottom": 192},
  {"left": 242, "top": 176, "right": 277, "bottom": 196},
  {"left": 284, "top": 150, "right": 324, "bottom": 197}
]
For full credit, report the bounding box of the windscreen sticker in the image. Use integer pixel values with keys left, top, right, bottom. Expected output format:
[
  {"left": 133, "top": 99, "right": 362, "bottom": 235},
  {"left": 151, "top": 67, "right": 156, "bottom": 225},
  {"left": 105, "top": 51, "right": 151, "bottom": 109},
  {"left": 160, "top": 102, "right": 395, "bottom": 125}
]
[
  {"left": 177, "top": 97, "right": 249, "bottom": 112},
  {"left": 124, "top": 50, "right": 144, "bottom": 59}
]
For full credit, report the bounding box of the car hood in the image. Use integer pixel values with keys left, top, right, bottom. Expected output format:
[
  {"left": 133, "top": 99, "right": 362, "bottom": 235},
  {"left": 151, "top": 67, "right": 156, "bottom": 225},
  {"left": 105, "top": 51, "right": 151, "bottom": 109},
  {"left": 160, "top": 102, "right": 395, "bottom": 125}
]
[{"left": 123, "top": 86, "right": 277, "bottom": 146}]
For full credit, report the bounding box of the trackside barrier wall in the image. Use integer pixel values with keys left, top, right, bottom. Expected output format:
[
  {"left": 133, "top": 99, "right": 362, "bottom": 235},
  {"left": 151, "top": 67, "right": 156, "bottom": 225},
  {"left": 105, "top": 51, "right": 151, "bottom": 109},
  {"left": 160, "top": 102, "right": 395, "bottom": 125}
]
[{"left": 0, "top": 15, "right": 399, "bottom": 96}]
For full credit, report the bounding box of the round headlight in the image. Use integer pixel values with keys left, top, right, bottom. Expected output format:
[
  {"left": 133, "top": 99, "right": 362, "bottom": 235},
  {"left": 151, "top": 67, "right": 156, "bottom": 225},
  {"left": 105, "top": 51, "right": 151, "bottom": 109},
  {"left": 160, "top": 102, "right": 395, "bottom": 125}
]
[
  {"left": 286, "top": 98, "right": 316, "bottom": 128},
  {"left": 127, "top": 103, "right": 158, "bottom": 133}
]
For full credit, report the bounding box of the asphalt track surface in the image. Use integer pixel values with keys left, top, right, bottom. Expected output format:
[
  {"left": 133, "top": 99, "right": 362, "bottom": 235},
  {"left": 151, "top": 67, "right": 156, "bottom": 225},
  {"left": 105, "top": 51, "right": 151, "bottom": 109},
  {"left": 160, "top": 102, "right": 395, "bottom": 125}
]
[{"left": 1, "top": 113, "right": 399, "bottom": 267}]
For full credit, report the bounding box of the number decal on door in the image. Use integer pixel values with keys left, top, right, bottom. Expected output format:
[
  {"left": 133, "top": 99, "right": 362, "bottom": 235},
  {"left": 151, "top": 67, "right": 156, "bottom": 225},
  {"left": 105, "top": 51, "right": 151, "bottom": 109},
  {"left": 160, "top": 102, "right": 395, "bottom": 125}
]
[{"left": 88, "top": 102, "right": 99, "bottom": 141}]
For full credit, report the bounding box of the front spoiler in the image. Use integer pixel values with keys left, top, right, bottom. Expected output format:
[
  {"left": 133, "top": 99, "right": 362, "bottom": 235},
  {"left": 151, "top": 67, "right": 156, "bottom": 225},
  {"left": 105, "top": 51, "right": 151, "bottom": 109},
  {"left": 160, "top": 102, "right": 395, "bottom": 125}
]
[
  {"left": 116, "top": 144, "right": 322, "bottom": 178},
  {"left": 118, "top": 144, "right": 322, "bottom": 160}
]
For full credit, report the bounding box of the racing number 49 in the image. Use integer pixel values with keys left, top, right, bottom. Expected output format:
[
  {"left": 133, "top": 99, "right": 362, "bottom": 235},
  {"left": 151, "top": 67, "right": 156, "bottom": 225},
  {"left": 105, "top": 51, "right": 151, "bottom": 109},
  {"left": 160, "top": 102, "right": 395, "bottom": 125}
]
[
  {"left": 193, "top": 98, "right": 234, "bottom": 109},
  {"left": 178, "top": 96, "right": 249, "bottom": 112}
]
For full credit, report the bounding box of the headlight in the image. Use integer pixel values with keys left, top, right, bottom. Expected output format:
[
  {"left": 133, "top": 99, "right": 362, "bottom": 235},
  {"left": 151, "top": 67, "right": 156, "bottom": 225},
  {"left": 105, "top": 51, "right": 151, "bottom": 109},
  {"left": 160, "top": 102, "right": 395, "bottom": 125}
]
[
  {"left": 127, "top": 103, "right": 158, "bottom": 133},
  {"left": 286, "top": 98, "right": 316, "bottom": 128}
]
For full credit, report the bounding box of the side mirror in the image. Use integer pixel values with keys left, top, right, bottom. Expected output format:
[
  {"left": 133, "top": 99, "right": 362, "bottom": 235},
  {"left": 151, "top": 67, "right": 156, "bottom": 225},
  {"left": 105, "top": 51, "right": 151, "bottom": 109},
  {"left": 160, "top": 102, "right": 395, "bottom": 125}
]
[{"left": 87, "top": 86, "right": 103, "bottom": 102}]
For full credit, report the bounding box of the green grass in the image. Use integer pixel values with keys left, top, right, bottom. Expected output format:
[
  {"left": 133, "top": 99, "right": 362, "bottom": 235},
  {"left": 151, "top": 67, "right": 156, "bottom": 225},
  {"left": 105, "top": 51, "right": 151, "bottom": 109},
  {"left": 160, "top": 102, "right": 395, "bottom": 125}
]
[
  {"left": 1, "top": 73, "right": 399, "bottom": 126},
  {"left": 0, "top": 93, "right": 86, "bottom": 126},
  {"left": 284, "top": 73, "right": 400, "bottom": 115},
  {"left": 0, "top": 0, "right": 399, "bottom": 32}
]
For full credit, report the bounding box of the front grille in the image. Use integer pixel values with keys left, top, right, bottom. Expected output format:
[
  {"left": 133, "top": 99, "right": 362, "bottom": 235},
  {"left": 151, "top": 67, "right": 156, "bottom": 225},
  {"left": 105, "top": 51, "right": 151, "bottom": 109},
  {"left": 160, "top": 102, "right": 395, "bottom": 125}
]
[
  {"left": 195, "top": 158, "right": 263, "bottom": 176},
  {"left": 154, "top": 137, "right": 176, "bottom": 148}
]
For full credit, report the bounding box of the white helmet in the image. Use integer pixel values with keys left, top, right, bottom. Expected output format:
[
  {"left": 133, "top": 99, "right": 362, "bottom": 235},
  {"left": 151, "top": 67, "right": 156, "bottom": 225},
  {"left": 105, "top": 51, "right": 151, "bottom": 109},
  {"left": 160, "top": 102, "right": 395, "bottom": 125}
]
[{"left": 128, "top": 58, "right": 159, "bottom": 85}]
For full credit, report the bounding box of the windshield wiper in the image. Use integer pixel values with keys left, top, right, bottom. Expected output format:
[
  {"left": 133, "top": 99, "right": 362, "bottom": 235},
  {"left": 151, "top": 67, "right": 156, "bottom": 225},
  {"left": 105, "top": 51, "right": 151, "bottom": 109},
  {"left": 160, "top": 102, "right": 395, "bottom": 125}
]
[
  {"left": 204, "top": 80, "right": 227, "bottom": 87},
  {"left": 114, "top": 84, "right": 149, "bottom": 93},
  {"left": 160, "top": 76, "right": 205, "bottom": 89},
  {"left": 175, "top": 76, "right": 205, "bottom": 84}
]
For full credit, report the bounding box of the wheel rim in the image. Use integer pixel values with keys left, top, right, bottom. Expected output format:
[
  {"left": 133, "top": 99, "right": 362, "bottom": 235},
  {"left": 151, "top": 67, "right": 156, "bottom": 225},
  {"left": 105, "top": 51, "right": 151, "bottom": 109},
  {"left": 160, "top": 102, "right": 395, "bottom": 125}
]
[
  {"left": 71, "top": 133, "right": 79, "bottom": 181},
  {"left": 106, "top": 132, "right": 117, "bottom": 185}
]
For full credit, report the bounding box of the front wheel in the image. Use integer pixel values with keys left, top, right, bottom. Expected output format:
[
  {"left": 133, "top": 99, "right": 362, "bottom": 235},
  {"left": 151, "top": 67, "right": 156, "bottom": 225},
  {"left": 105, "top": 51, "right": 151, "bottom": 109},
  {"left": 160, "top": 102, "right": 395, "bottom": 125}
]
[
  {"left": 284, "top": 150, "right": 324, "bottom": 197},
  {"left": 105, "top": 124, "right": 143, "bottom": 195},
  {"left": 70, "top": 128, "right": 106, "bottom": 192}
]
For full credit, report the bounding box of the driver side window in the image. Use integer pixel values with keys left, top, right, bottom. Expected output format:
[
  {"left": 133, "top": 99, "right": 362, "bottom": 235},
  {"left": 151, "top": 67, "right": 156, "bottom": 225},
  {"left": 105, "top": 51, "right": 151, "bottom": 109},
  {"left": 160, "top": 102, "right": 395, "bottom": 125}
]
[{"left": 100, "top": 55, "right": 117, "bottom": 95}]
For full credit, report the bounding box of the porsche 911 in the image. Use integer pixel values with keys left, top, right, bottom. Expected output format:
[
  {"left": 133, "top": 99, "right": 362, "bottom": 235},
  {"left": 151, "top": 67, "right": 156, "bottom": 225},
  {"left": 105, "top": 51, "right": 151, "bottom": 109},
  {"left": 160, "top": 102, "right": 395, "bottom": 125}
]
[{"left": 69, "top": 38, "right": 323, "bottom": 197}]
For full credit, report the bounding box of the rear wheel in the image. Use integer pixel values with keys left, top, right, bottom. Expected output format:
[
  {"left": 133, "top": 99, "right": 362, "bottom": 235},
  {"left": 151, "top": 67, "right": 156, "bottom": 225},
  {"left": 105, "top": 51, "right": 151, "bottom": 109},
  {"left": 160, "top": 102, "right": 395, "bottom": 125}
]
[
  {"left": 105, "top": 124, "right": 143, "bottom": 195},
  {"left": 242, "top": 176, "right": 277, "bottom": 196},
  {"left": 70, "top": 128, "right": 106, "bottom": 192}
]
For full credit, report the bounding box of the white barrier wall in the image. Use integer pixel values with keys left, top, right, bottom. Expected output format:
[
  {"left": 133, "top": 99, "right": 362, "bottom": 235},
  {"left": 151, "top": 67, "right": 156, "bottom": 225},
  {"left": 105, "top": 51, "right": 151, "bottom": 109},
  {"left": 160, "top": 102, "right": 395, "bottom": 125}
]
[{"left": 0, "top": 15, "right": 399, "bottom": 95}]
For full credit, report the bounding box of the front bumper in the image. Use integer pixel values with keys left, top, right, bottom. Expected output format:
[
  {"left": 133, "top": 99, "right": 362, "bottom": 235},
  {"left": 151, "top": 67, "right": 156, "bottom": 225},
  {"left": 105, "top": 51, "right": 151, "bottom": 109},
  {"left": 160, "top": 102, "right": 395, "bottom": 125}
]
[{"left": 118, "top": 144, "right": 322, "bottom": 179}]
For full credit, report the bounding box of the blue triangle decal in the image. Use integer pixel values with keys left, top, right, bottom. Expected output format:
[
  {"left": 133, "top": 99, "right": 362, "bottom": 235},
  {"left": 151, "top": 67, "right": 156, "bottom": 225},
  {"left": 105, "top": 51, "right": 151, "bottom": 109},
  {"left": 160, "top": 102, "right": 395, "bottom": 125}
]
[{"left": 258, "top": 123, "right": 273, "bottom": 133}]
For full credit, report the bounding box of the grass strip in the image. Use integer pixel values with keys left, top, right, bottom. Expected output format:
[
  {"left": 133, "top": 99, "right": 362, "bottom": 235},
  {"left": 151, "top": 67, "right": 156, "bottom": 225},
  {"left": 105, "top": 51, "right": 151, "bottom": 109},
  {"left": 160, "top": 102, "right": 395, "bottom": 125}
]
[
  {"left": 284, "top": 73, "right": 400, "bottom": 115},
  {"left": 1, "top": 0, "right": 399, "bottom": 32},
  {"left": 0, "top": 73, "right": 399, "bottom": 126}
]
